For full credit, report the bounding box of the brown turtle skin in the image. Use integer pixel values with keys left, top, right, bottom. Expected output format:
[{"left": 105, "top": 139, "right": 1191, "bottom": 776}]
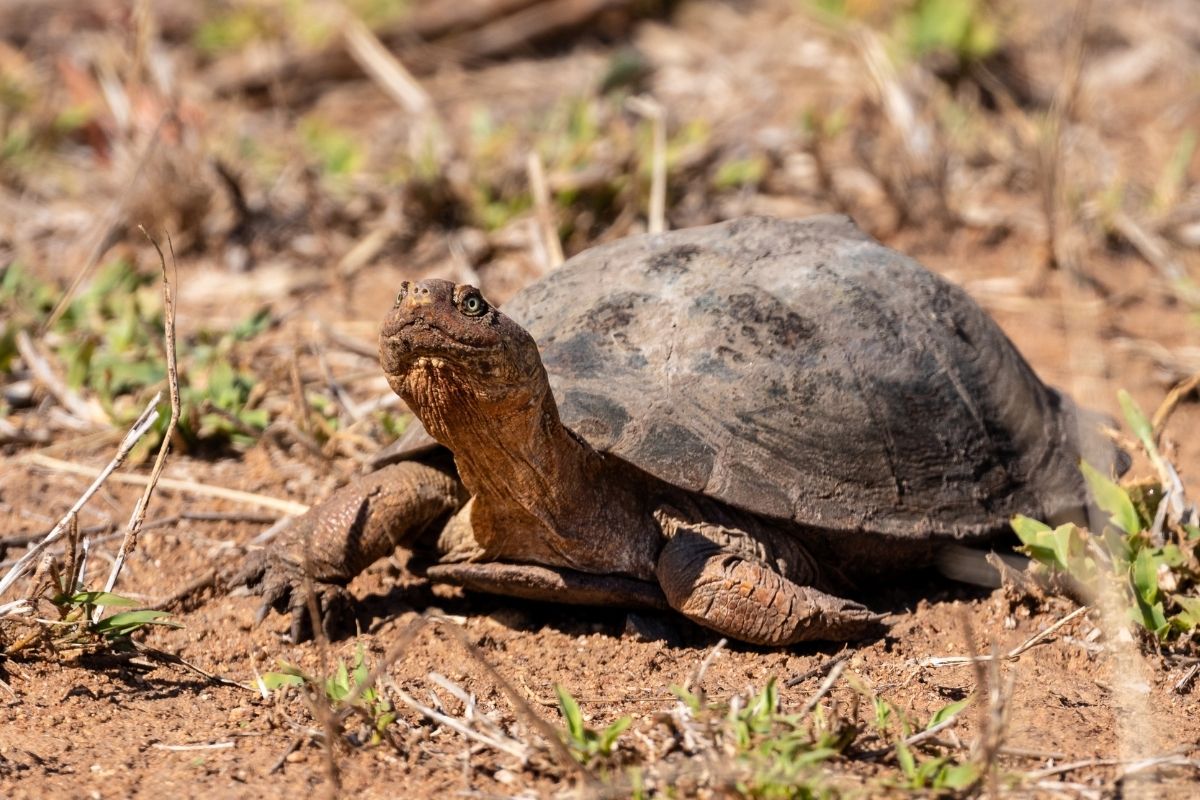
[{"left": 233, "top": 215, "right": 1121, "bottom": 645}]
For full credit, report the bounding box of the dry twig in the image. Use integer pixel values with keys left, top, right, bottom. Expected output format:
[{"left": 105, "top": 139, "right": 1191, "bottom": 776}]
[
  {"left": 527, "top": 151, "right": 564, "bottom": 269},
  {"left": 340, "top": 10, "right": 432, "bottom": 117},
  {"left": 785, "top": 648, "right": 849, "bottom": 688},
  {"left": 14, "top": 330, "right": 109, "bottom": 427},
  {"left": 626, "top": 95, "right": 667, "bottom": 235},
  {"left": 392, "top": 683, "right": 532, "bottom": 763},
  {"left": 797, "top": 659, "right": 846, "bottom": 719},
  {"left": 0, "top": 395, "right": 161, "bottom": 605},
  {"left": 96, "top": 230, "right": 182, "bottom": 609},
  {"left": 1152, "top": 371, "right": 1200, "bottom": 445},
  {"left": 918, "top": 606, "right": 1091, "bottom": 667},
  {"left": 23, "top": 453, "right": 309, "bottom": 516}
]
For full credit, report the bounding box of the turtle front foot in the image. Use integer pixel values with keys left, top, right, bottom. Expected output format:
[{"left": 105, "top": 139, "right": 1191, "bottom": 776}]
[
  {"left": 227, "top": 545, "right": 359, "bottom": 643},
  {"left": 225, "top": 461, "right": 465, "bottom": 642}
]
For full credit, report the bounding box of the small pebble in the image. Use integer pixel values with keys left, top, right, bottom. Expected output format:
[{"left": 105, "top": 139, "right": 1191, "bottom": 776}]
[{"left": 227, "top": 705, "right": 254, "bottom": 724}]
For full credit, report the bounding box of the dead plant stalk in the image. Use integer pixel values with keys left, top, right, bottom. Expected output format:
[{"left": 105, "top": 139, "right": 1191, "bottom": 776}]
[
  {"left": 0, "top": 394, "right": 161, "bottom": 606},
  {"left": 95, "top": 230, "right": 182, "bottom": 616}
]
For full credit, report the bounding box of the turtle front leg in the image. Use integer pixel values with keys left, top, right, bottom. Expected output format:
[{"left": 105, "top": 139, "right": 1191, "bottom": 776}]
[
  {"left": 229, "top": 461, "right": 464, "bottom": 641},
  {"left": 655, "top": 523, "right": 883, "bottom": 645}
]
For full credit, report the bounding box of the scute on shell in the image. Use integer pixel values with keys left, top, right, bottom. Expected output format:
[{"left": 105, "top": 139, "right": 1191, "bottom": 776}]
[{"left": 500, "top": 215, "right": 1112, "bottom": 539}]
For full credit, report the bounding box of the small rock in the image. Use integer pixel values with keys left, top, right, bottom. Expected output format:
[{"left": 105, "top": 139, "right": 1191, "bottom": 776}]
[{"left": 227, "top": 705, "right": 255, "bottom": 725}]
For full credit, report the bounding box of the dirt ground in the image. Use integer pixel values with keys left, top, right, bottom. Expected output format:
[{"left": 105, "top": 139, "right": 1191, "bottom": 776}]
[{"left": 3, "top": 0, "right": 1200, "bottom": 797}]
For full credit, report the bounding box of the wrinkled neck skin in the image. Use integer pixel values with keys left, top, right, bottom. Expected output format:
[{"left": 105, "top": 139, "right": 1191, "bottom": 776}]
[{"left": 397, "top": 357, "right": 659, "bottom": 579}]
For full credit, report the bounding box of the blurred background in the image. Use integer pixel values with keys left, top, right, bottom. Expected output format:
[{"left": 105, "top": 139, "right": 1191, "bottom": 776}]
[{"left": 1, "top": 0, "right": 1199, "bottom": 472}]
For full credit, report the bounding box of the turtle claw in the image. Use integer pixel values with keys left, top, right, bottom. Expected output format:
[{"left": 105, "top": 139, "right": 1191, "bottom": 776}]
[
  {"left": 226, "top": 547, "right": 357, "bottom": 642},
  {"left": 282, "top": 582, "right": 357, "bottom": 644}
]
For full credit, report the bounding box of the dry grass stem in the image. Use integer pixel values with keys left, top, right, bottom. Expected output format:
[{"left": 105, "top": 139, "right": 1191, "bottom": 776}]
[
  {"left": 527, "top": 151, "right": 564, "bottom": 269},
  {"left": 785, "top": 648, "right": 849, "bottom": 687},
  {"left": 434, "top": 616, "right": 594, "bottom": 784},
  {"left": 14, "top": 330, "right": 110, "bottom": 427},
  {"left": 1174, "top": 663, "right": 1200, "bottom": 694},
  {"left": 797, "top": 659, "right": 846, "bottom": 719},
  {"left": 24, "top": 453, "right": 310, "bottom": 516},
  {"left": 298, "top": 549, "right": 342, "bottom": 798},
  {"left": 919, "top": 605, "right": 1092, "bottom": 667},
  {"left": 1038, "top": 0, "right": 1091, "bottom": 274},
  {"left": 336, "top": 226, "right": 392, "bottom": 281},
  {"left": 315, "top": 346, "right": 363, "bottom": 423},
  {"left": 860, "top": 699, "right": 967, "bottom": 759},
  {"left": 684, "top": 636, "right": 727, "bottom": 695},
  {"left": 1110, "top": 210, "right": 1192, "bottom": 288},
  {"left": 0, "top": 393, "right": 161, "bottom": 604},
  {"left": 97, "top": 231, "right": 182, "bottom": 609},
  {"left": 626, "top": 95, "right": 667, "bottom": 234},
  {"left": 340, "top": 11, "right": 432, "bottom": 117},
  {"left": 331, "top": 615, "right": 428, "bottom": 715},
  {"left": 1025, "top": 752, "right": 1200, "bottom": 781},
  {"left": 1151, "top": 371, "right": 1200, "bottom": 445},
  {"left": 391, "top": 683, "right": 532, "bottom": 763}
]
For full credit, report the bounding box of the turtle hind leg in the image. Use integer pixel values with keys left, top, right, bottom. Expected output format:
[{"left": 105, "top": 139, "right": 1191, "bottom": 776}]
[{"left": 655, "top": 527, "right": 884, "bottom": 645}]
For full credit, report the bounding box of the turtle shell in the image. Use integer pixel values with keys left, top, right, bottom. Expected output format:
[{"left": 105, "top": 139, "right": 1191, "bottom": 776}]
[{"left": 498, "top": 215, "right": 1107, "bottom": 539}]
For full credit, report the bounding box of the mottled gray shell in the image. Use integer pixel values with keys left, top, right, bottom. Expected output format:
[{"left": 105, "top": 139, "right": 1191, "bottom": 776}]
[{"left": 500, "top": 215, "right": 1104, "bottom": 539}]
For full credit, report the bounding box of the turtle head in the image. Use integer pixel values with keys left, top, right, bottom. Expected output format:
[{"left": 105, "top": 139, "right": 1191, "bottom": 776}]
[{"left": 380, "top": 279, "right": 550, "bottom": 444}]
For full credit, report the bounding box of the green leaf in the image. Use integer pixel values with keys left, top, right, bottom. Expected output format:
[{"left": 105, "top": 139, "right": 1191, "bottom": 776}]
[
  {"left": 93, "top": 609, "right": 180, "bottom": 637},
  {"left": 872, "top": 696, "right": 892, "bottom": 733},
  {"left": 326, "top": 660, "right": 351, "bottom": 702},
  {"left": 713, "top": 156, "right": 767, "bottom": 190},
  {"left": 57, "top": 591, "right": 141, "bottom": 608},
  {"left": 1172, "top": 596, "right": 1200, "bottom": 630},
  {"left": 670, "top": 684, "right": 703, "bottom": 714},
  {"left": 261, "top": 671, "right": 306, "bottom": 691},
  {"left": 1118, "top": 390, "right": 1157, "bottom": 457},
  {"left": 895, "top": 740, "right": 917, "bottom": 779},
  {"left": 1081, "top": 461, "right": 1140, "bottom": 535},
  {"left": 936, "top": 761, "right": 981, "bottom": 790},
  {"left": 927, "top": 696, "right": 971, "bottom": 729},
  {"left": 1130, "top": 547, "right": 1161, "bottom": 606},
  {"left": 1050, "top": 525, "right": 1077, "bottom": 570},
  {"left": 374, "top": 711, "right": 396, "bottom": 734},
  {"left": 1160, "top": 544, "right": 1186, "bottom": 568},
  {"left": 1013, "top": 516, "right": 1083, "bottom": 572},
  {"left": 1130, "top": 596, "right": 1170, "bottom": 640},
  {"left": 555, "top": 684, "right": 586, "bottom": 746},
  {"left": 1011, "top": 514, "right": 1051, "bottom": 543},
  {"left": 353, "top": 644, "right": 370, "bottom": 687},
  {"left": 597, "top": 716, "right": 632, "bottom": 755},
  {"left": 231, "top": 307, "right": 274, "bottom": 340}
]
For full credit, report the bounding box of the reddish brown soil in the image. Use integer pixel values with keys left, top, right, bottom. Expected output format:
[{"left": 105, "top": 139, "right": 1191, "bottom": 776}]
[{"left": 3, "top": 0, "right": 1200, "bottom": 797}]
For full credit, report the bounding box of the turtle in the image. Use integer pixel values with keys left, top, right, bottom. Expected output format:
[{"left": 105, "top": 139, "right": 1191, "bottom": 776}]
[{"left": 232, "top": 214, "right": 1121, "bottom": 645}]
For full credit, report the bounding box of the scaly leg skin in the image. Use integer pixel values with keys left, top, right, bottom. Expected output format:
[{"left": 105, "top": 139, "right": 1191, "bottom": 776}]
[
  {"left": 655, "top": 527, "right": 884, "bottom": 645},
  {"left": 228, "top": 461, "right": 464, "bottom": 641}
]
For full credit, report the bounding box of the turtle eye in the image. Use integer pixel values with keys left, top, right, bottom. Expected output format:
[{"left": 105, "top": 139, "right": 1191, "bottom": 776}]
[
  {"left": 460, "top": 293, "right": 487, "bottom": 317},
  {"left": 395, "top": 282, "right": 409, "bottom": 306}
]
